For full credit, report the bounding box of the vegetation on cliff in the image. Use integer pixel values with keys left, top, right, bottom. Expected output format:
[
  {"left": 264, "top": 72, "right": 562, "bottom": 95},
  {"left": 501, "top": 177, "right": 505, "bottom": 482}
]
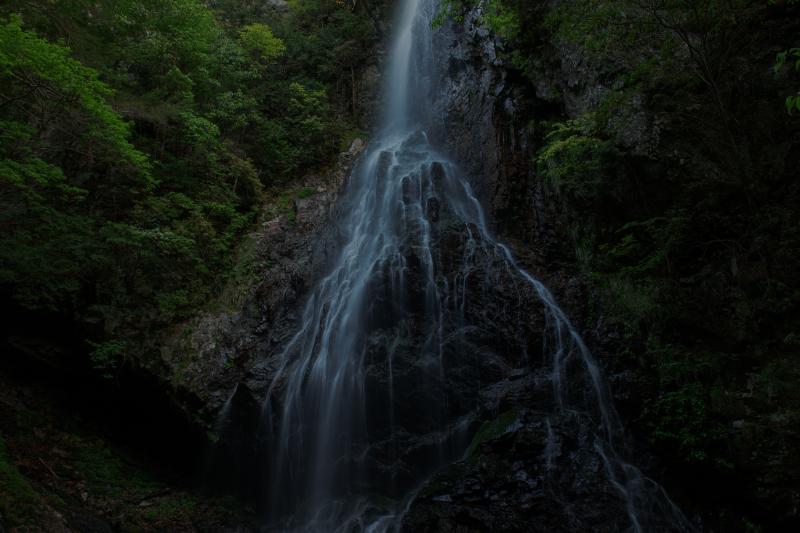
[
  {"left": 0, "top": 0, "right": 375, "bottom": 376},
  {"left": 2, "top": 0, "right": 798, "bottom": 530},
  {"left": 439, "top": 0, "right": 800, "bottom": 530},
  {"left": 0, "top": 0, "right": 377, "bottom": 529}
]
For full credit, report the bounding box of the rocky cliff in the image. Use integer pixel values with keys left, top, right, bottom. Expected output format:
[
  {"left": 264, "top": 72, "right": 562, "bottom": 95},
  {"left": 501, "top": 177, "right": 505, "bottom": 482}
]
[
  {"left": 406, "top": 2, "right": 800, "bottom": 532},
  {"left": 114, "top": 1, "right": 799, "bottom": 531},
  {"left": 177, "top": 2, "right": 685, "bottom": 530}
]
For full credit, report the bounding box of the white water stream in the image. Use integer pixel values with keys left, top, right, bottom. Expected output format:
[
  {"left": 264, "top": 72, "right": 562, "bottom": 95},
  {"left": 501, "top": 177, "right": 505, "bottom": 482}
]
[{"left": 251, "top": 1, "right": 693, "bottom": 531}]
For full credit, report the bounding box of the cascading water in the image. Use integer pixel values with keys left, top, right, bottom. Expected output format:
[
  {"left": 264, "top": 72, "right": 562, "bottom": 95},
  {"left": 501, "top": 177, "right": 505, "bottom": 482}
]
[{"left": 225, "top": 0, "right": 694, "bottom": 531}]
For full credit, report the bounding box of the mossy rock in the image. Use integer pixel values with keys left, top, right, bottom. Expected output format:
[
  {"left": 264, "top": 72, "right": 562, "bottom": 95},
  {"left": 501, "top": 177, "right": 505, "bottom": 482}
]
[
  {"left": 0, "top": 433, "right": 44, "bottom": 528},
  {"left": 464, "top": 408, "right": 523, "bottom": 460}
]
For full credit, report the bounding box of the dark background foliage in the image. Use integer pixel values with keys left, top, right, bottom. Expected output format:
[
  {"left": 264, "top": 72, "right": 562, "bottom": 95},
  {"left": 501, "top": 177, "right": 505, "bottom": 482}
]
[{"left": 443, "top": 0, "right": 800, "bottom": 529}]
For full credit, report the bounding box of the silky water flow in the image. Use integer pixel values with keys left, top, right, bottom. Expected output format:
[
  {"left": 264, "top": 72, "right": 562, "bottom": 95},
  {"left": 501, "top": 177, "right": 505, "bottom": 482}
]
[{"left": 215, "top": 1, "right": 695, "bottom": 531}]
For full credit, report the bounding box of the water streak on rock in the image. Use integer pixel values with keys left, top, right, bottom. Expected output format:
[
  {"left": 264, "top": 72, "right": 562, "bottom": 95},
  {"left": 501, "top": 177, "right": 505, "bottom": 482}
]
[{"left": 245, "top": 1, "right": 693, "bottom": 531}]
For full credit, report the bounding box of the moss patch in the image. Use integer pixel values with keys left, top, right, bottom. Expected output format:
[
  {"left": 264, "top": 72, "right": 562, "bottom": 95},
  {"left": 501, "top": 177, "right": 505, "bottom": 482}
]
[
  {"left": 297, "top": 186, "right": 316, "bottom": 199},
  {"left": 74, "top": 442, "right": 160, "bottom": 498},
  {"left": 0, "top": 374, "right": 255, "bottom": 531},
  {"left": 137, "top": 493, "right": 199, "bottom": 528},
  {"left": 465, "top": 409, "right": 522, "bottom": 459},
  {"left": 0, "top": 433, "right": 43, "bottom": 527}
]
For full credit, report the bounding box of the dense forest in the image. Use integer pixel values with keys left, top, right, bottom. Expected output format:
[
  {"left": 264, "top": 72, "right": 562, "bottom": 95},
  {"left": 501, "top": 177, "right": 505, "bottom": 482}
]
[
  {"left": 1, "top": 0, "right": 799, "bottom": 531},
  {"left": 1, "top": 0, "right": 376, "bottom": 372},
  {"left": 0, "top": 0, "right": 379, "bottom": 528}
]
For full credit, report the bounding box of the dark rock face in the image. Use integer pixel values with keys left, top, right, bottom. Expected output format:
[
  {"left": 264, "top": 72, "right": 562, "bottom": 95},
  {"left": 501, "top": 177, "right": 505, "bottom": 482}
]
[
  {"left": 399, "top": 4, "right": 800, "bottom": 532},
  {"left": 351, "top": 232, "right": 549, "bottom": 499},
  {"left": 402, "top": 411, "right": 629, "bottom": 533},
  {"left": 187, "top": 3, "right": 674, "bottom": 529},
  {"left": 154, "top": 0, "right": 396, "bottom": 422},
  {"left": 202, "top": 1, "right": 695, "bottom": 527},
  {"left": 391, "top": 7, "right": 683, "bottom": 532},
  {"left": 427, "top": 14, "right": 511, "bottom": 222},
  {"left": 152, "top": 2, "right": 800, "bottom": 531},
  {"left": 209, "top": 135, "right": 564, "bottom": 515},
  {"left": 423, "top": 8, "right": 557, "bottom": 274},
  {"left": 160, "top": 140, "right": 366, "bottom": 419}
]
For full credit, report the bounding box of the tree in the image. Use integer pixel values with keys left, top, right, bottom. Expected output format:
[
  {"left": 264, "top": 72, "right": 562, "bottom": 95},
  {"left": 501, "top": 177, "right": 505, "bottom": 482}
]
[
  {"left": 0, "top": 15, "right": 149, "bottom": 182},
  {"left": 239, "top": 23, "right": 286, "bottom": 64}
]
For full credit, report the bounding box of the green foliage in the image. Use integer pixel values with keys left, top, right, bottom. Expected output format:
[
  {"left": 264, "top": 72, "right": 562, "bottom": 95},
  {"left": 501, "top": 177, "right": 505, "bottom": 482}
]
[
  {"left": 751, "top": 358, "right": 800, "bottom": 410},
  {"left": 641, "top": 383, "right": 728, "bottom": 467},
  {"left": 0, "top": 434, "right": 42, "bottom": 527},
  {"left": 0, "top": 392, "right": 253, "bottom": 530},
  {"left": 0, "top": 0, "right": 375, "bottom": 376},
  {"left": 287, "top": 82, "right": 337, "bottom": 167},
  {"left": 240, "top": 23, "right": 285, "bottom": 63},
  {"left": 598, "top": 277, "right": 660, "bottom": 329},
  {"left": 75, "top": 444, "right": 159, "bottom": 498},
  {"left": 472, "top": 2, "right": 800, "bottom": 512},
  {"left": 774, "top": 47, "right": 800, "bottom": 114},
  {"left": 483, "top": 2, "right": 519, "bottom": 41},
  {"left": 0, "top": 16, "right": 150, "bottom": 178},
  {"left": 464, "top": 409, "right": 521, "bottom": 459},
  {"left": 537, "top": 119, "right": 618, "bottom": 207},
  {"left": 88, "top": 340, "right": 127, "bottom": 378},
  {"left": 142, "top": 494, "right": 200, "bottom": 523},
  {"left": 774, "top": 47, "right": 800, "bottom": 74},
  {"left": 598, "top": 215, "right": 687, "bottom": 277},
  {"left": 297, "top": 186, "right": 316, "bottom": 199},
  {"left": 0, "top": 124, "right": 93, "bottom": 310},
  {"left": 433, "top": 0, "right": 472, "bottom": 28},
  {"left": 432, "top": 0, "right": 517, "bottom": 39}
]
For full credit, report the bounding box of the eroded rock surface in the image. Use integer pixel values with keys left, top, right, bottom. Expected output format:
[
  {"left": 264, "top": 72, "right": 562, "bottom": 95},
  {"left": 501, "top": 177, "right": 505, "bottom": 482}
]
[{"left": 159, "top": 140, "right": 367, "bottom": 419}]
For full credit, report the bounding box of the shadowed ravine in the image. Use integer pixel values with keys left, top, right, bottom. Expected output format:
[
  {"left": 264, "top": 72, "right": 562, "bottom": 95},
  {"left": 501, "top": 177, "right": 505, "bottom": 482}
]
[{"left": 218, "top": 0, "right": 694, "bottom": 531}]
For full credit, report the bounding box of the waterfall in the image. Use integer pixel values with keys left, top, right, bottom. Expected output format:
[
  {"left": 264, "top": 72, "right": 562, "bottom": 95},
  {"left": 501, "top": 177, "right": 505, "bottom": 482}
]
[{"left": 234, "top": 0, "right": 694, "bottom": 531}]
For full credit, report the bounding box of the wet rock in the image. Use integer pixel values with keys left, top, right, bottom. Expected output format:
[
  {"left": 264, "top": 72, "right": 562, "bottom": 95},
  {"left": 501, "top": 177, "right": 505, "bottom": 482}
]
[
  {"left": 401, "top": 175, "right": 418, "bottom": 204},
  {"left": 430, "top": 162, "right": 446, "bottom": 185},
  {"left": 158, "top": 142, "right": 366, "bottom": 420},
  {"left": 402, "top": 411, "right": 628, "bottom": 533},
  {"left": 426, "top": 197, "right": 440, "bottom": 223}
]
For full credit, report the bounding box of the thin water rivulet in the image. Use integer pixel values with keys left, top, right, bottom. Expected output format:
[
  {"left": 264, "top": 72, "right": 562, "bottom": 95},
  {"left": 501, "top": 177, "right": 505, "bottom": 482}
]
[{"left": 236, "top": 0, "right": 694, "bottom": 530}]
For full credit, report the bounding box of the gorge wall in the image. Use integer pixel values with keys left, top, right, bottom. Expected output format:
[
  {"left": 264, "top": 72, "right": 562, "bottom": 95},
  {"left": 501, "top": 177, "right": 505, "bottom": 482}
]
[
  {"left": 411, "top": 2, "right": 800, "bottom": 532},
  {"left": 5, "top": 0, "right": 794, "bottom": 531},
  {"left": 150, "top": 1, "right": 799, "bottom": 531}
]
